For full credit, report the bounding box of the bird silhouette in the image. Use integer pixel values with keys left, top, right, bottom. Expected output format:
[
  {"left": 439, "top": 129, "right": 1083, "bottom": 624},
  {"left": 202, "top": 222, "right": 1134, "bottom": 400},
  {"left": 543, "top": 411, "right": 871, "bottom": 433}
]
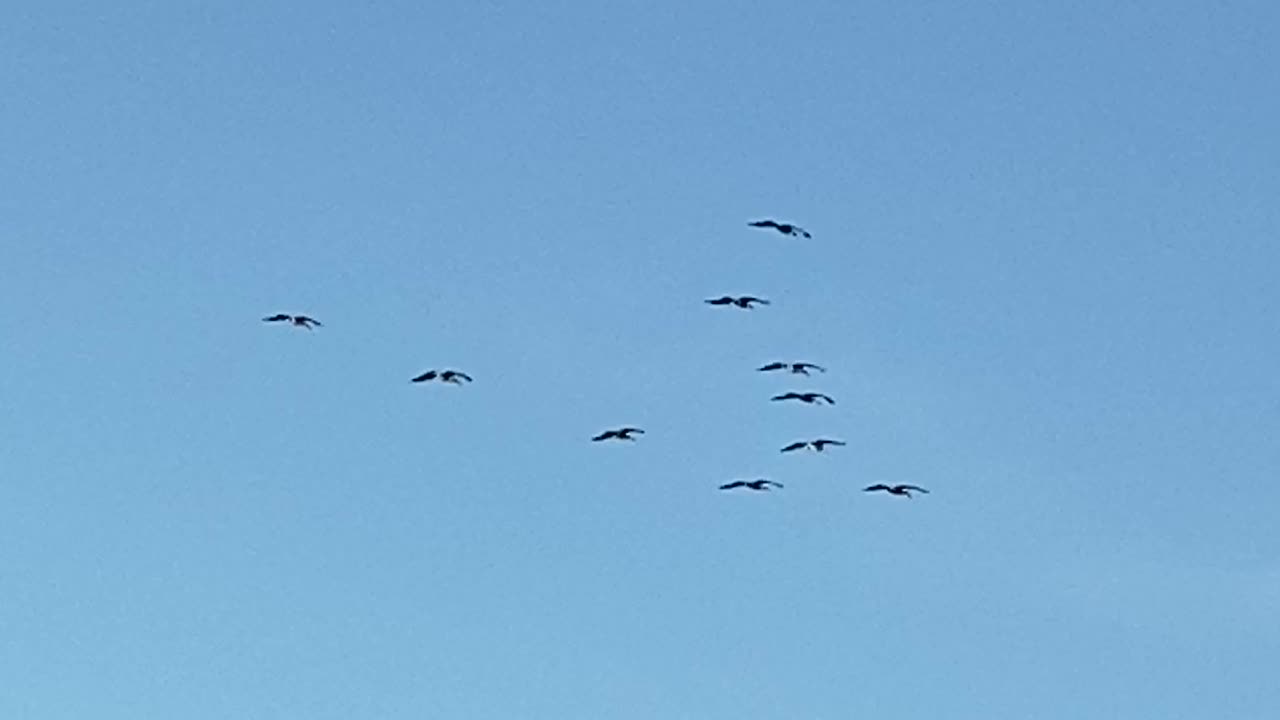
[
  {"left": 411, "top": 369, "right": 472, "bottom": 384},
  {"left": 262, "top": 314, "right": 322, "bottom": 330},
  {"left": 719, "top": 479, "right": 783, "bottom": 491},
  {"left": 757, "top": 361, "right": 826, "bottom": 375},
  {"left": 706, "top": 295, "right": 770, "bottom": 309},
  {"left": 780, "top": 439, "right": 846, "bottom": 453},
  {"left": 770, "top": 392, "right": 835, "bottom": 405},
  {"left": 592, "top": 427, "right": 645, "bottom": 442},
  {"left": 863, "top": 484, "right": 929, "bottom": 498},
  {"left": 748, "top": 219, "right": 811, "bottom": 238}
]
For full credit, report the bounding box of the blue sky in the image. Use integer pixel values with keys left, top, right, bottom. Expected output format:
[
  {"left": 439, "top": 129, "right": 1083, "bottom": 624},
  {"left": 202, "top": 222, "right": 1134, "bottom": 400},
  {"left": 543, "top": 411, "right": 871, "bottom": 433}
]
[{"left": 2, "top": 1, "right": 1278, "bottom": 717}]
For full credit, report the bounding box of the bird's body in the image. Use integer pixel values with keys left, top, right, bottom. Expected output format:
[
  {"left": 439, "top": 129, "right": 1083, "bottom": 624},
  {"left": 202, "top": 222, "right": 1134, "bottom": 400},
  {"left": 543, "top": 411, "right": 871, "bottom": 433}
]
[
  {"left": 770, "top": 392, "right": 835, "bottom": 405},
  {"left": 781, "top": 439, "right": 846, "bottom": 453},
  {"left": 719, "top": 479, "right": 783, "bottom": 491},
  {"left": 592, "top": 427, "right": 645, "bottom": 442},
  {"left": 748, "top": 219, "right": 811, "bottom": 238},
  {"left": 262, "top": 313, "right": 322, "bottom": 330},
  {"left": 706, "top": 295, "right": 770, "bottom": 309},
  {"left": 863, "top": 484, "right": 929, "bottom": 498},
  {"left": 411, "top": 369, "right": 472, "bottom": 384},
  {"left": 757, "top": 361, "right": 826, "bottom": 375}
]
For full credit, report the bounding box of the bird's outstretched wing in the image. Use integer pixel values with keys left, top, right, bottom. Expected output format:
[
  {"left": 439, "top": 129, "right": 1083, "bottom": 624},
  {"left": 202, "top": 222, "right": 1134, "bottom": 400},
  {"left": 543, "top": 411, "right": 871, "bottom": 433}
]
[
  {"left": 764, "top": 480, "right": 784, "bottom": 488},
  {"left": 794, "top": 363, "right": 826, "bottom": 373},
  {"left": 262, "top": 314, "right": 291, "bottom": 322},
  {"left": 780, "top": 442, "right": 808, "bottom": 453},
  {"left": 897, "top": 485, "right": 929, "bottom": 494},
  {"left": 591, "top": 430, "right": 619, "bottom": 442},
  {"left": 771, "top": 393, "right": 800, "bottom": 401},
  {"left": 813, "top": 440, "right": 846, "bottom": 449},
  {"left": 719, "top": 480, "right": 747, "bottom": 490},
  {"left": 444, "top": 371, "right": 473, "bottom": 383},
  {"left": 757, "top": 362, "right": 787, "bottom": 372},
  {"left": 739, "top": 296, "right": 770, "bottom": 306},
  {"left": 295, "top": 316, "right": 322, "bottom": 326},
  {"left": 748, "top": 220, "right": 780, "bottom": 229},
  {"left": 706, "top": 296, "right": 734, "bottom": 305},
  {"left": 863, "top": 484, "right": 892, "bottom": 493},
  {"left": 619, "top": 427, "right": 645, "bottom": 435},
  {"left": 815, "top": 394, "right": 835, "bottom": 404},
  {"left": 411, "top": 371, "right": 438, "bottom": 383}
]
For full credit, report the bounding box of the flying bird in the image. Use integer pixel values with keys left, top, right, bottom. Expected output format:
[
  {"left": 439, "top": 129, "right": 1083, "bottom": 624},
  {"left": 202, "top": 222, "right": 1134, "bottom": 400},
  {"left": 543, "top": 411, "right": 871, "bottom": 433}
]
[
  {"left": 411, "top": 369, "right": 472, "bottom": 384},
  {"left": 863, "top": 484, "right": 930, "bottom": 498},
  {"left": 748, "top": 219, "right": 811, "bottom": 238},
  {"left": 262, "top": 313, "right": 322, "bottom": 330},
  {"left": 780, "top": 439, "right": 846, "bottom": 453},
  {"left": 592, "top": 427, "right": 645, "bottom": 442},
  {"left": 770, "top": 392, "right": 835, "bottom": 405},
  {"left": 706, "top": 295, "right": 770, "bottom": 309},
  {"left": 757, "top": 361, "right": 826, "bottom": 375},
  {"left": 719, "top": 479, "right": 783, "bottom": 492}
]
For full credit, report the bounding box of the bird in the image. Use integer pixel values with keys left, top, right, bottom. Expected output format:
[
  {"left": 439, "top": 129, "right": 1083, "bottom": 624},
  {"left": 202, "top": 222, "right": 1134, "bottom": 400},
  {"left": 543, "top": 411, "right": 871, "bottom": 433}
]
[
  {"left": 262, "top": 313, "right": 322, "bottom": 330},
  {"left": 592, "top": 427, "right": 644, "bottom": 442},
  {"left": 411, "top": 369, "right": 472, "bottom": 384},
  {"left": 757, "top": 361, "right": 826, "bottom": 375},
  {"left": 706, "top": 295, "right": 770, "bottom": 309},
  {"left": 770, "top": 392, "right": 835, "bottom": 405},
  {"left": 719, "top": 479, "right": 783, "bottom": 491},
  {"left": 863, "top": 484, "right": 930, "bottom": 498},
  {"left": 748, "top": 219, "right": 811, "bottom": 238},
  {"left": 780, "top": 439, "right": 846, "bottom": 453}
]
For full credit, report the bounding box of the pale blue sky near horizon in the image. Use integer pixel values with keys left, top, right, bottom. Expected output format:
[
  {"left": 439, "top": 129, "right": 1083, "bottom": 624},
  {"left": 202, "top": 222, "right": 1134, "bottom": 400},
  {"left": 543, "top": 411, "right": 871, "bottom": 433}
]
[{"left": 2, "top": 1, "right": 1278, "bottom": 718}]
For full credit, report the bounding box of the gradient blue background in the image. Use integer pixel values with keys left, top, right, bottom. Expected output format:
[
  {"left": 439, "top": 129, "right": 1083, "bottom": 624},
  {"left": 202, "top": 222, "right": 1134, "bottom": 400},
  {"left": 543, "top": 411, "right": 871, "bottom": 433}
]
[{"left": 3, "top": 2, "right": 1277, "bottom": 717}]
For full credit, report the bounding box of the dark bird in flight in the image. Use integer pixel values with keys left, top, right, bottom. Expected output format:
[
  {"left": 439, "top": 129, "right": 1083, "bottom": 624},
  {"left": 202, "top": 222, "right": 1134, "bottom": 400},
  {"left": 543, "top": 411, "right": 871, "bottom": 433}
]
[
  {"left": 592, "top": 427, "right": 645, "bottom": 442},
  {"left": 757, "top": 361, "right": 826, "bottom": 375},
  {"left": 748, "top": 219, "right": 811, "bottom": 238},
  {"left": 411, "top": 369, "right": 473, "bottom": 384},
  {"left": 770, "top": 392, "right": 835, "bottom": 405},
  {"left": 719, "top": 479, "right": 784, "bottom": 492},
  {"left": 780, "top": 439, "right": 846, "bottom": 453},
  {"left": 262, "top": 313, "right": 322, "bottom": 330},
  {"left": 863, "top": 484, "right": 930, "bottom": 498},
  {"left": 706, "top": 295, "right": 770, "bottom": 309}
]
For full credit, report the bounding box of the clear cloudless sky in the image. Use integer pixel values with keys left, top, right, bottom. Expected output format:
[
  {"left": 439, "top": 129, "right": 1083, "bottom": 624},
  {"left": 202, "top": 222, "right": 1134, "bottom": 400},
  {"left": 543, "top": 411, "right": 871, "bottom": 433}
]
[{"left": 2, "top": 1, "right": 1278, "bottom": 718}]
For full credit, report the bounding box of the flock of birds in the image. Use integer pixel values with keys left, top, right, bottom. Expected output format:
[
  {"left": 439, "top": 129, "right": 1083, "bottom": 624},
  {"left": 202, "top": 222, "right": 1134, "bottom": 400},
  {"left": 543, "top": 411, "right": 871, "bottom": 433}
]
[{"left": 262, "top": 219, "right": 928, "bottom": 501}]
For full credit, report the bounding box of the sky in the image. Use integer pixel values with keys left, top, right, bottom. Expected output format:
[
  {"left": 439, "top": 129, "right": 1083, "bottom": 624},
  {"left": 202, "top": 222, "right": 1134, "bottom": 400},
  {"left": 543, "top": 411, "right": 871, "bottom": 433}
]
[{"left": 1, "top": 1, "right": 1278, "bottom": 717}]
